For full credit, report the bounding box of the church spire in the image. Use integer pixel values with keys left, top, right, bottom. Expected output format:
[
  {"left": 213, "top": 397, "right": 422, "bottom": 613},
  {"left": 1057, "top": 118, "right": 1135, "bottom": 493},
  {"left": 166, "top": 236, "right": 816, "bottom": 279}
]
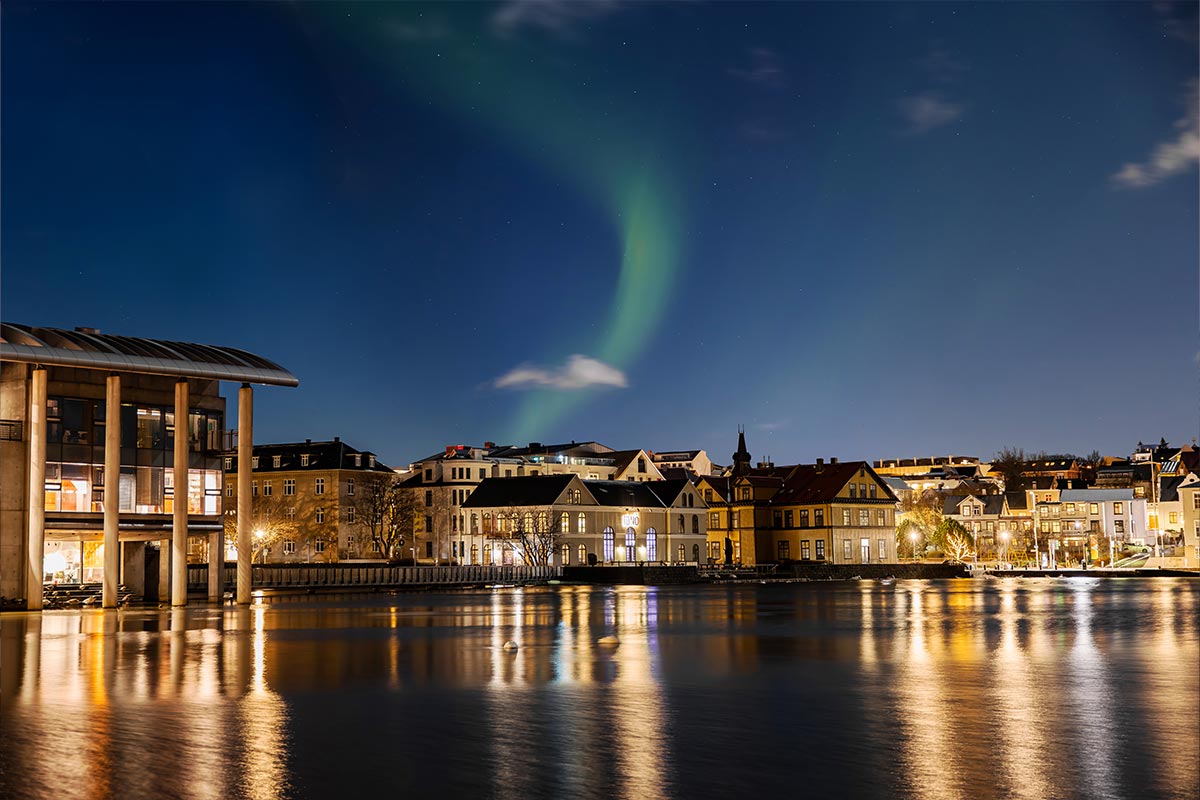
[{"left": 732, "top": 426, "right": 751, "bottom": 477}]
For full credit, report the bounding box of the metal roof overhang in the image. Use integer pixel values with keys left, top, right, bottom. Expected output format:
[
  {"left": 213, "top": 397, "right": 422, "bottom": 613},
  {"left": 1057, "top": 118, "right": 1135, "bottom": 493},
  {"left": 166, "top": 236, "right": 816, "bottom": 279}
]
[{"left": 0, "top": 323, "right": 298, "bottom": 387}]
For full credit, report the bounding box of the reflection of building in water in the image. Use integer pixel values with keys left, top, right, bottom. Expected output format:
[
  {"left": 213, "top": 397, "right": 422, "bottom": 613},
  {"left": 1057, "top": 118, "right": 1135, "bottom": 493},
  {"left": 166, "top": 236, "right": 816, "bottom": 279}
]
[{"left": 1, "top": 323, "right": 296, "bottom": 609}]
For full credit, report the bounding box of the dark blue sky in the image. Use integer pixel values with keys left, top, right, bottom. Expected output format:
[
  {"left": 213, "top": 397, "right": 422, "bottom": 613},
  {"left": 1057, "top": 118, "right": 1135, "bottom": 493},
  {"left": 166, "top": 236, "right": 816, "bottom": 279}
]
[{"left": 4, "top": 1, "right": 1197, "bottom": 467}]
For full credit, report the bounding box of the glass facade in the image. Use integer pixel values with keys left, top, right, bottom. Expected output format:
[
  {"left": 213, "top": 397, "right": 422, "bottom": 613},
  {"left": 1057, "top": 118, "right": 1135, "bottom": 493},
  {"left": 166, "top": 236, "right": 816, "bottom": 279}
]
[{"left": 42, "top": 395, "right": 223, "bottom": 517}]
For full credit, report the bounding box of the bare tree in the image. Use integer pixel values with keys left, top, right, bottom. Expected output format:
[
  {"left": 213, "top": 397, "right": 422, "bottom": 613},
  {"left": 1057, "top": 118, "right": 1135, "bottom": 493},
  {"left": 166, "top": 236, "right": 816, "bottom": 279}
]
[
  {"left": 990, "top": 447, "right": 1028, "bottom": 492},
  {"left": 944, "top": 531, "right": 977, "bottom": 564},
  {"left": 896, "top": 488, "right": 943, "bottom": 557},
  {"left": 508, "top": 506, "right": 559, "bottom": 566},
  {"left": 224, "top": 494, "right": 299, "bottom": 563},
  {"left": 351, "top": 474, "right": 419, "bottom": 562}
]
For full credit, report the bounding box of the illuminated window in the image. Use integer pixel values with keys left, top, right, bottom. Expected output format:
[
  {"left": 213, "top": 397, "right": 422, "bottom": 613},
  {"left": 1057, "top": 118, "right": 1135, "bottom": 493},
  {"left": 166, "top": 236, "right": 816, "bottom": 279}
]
[
  {"left": 878, "top": 539, "right": 887, "bottom": 559},
  {"left": 799, "top": 509, "right": 809, "bottom": 527},
  {"left": 561, "top": 544, "right": 569, "bottom": 565},
  {"left": 801, "top": 540, "right": 811, "bottom": 560},
  {"left": 815, "top": 509, "right": 824, "bottom": 527},
  {"left": 710, "top": 512, "right": 719, "bottom": 529},
  {"left": 578, "top": 512, "right": 586, "bottom": 533},
  {"left": 560, "top": 512, "right": 569, "bottom": 533},
  {"left": 1113, "top": 502, "right": 1123, "bottom": 514},
  {"left": 815, "top": 540, "right": 825, "bottom": 559},
  {"left": 625, "top": 529, "right": 636, "bottom": 561},
  {"left": 646, "top": 529, "right": 657, "bottom": 561},
  {"left": 858, "top": 509, "right": 869, "bottom": 526},
  {"left": 1114, "top": 520, "right": 1124, "bottom": 534},
  {"left": 603, "top": 528, "right": 615, "bottom": 561},
  {"left": 843, "top": 539, "right": 852, "bottom": 560},
  {"left": 860, "top": 539, "right": 870, "bottom": 562},
  {"left": 578, "top": 544, "right": 586, "bottom": 564},
  {"left": 471, "top": 544, "right": 479, "bottom": 564},
  {"left": 876, "top": 510, "right": 886, "bottom": 526},
  {"left": 842, "top": 509, "right": 852, "bottom": 526}
]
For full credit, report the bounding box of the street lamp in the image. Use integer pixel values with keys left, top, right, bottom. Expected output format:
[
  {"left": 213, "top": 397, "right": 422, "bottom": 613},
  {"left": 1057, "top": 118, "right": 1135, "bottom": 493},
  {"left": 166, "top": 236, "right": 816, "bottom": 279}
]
[{"left": 909, "top": 530, "right": 918, "bottom": 561}]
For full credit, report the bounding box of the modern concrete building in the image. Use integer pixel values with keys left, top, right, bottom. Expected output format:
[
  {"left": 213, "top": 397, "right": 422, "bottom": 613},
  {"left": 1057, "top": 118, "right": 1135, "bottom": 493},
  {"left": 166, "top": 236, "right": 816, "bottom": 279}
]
[{"left": 0, "top": 323, "right": 296, "bottom": 609}]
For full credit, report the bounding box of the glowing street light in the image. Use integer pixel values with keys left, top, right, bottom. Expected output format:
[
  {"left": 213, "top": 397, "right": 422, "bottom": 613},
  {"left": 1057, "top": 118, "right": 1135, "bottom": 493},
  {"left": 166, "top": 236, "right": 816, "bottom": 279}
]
[{"left": 909, "top": 531, "right": 918, "bottom": 561}]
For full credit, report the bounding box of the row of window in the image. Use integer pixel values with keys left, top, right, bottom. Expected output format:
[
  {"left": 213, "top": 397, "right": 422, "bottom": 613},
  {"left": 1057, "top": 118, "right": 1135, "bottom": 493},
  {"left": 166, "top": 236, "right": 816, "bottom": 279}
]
[
  {"left": 717, "top": 508, "right": 892, "bottom": 529},
  {"left": 227, "top": 453, "right": 375, "bottom": 470},
  {"left": 235, "top": 477, "right": 349, "bottom": 497},
  {"left": 1040, "top": 519, "right": 1129, "bottom": 534},
  {"left": 776, "top": 538, "right": 888, "bottom": 561}
]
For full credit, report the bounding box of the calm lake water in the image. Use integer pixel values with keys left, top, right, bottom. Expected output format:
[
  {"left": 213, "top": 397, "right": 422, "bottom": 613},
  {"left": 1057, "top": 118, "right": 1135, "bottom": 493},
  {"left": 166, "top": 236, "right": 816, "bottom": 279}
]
[{"left": 1, "top": 579, "right": 1197, "bottom": 800}]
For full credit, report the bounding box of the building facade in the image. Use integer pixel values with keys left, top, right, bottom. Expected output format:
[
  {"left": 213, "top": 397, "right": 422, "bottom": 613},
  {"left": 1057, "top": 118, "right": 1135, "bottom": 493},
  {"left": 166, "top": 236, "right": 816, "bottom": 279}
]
[
  {"left": 461, "top": 474, "right": 707, "bottom": 566},
  {"left": 223, "top": 438, "right": 395, "bottom": 563}
]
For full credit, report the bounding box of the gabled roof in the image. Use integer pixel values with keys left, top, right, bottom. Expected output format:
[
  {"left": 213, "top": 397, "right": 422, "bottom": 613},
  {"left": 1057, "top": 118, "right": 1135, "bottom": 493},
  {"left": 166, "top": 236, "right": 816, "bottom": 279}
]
[
  {"left": 227, "top": 440, "right": 392, "bottom": 473},
  {"left": 697, "top": 475, "right": 732, "bottom": 502},
  {"left": 461, "top": 475, "right": 576, "bottom": 508},
  {"left": 1004, "top": 491, "right": 1028, "bottom": 511},
  {"left": 644, "top": 479, "right": 693, "bottom": 507},
  {"left": 1159, "top": 475, "right": 1187, "bottom": 503},
  {"left": 583, "top": 480, "right": 665, "bottom": 508},
  {"left": 944, "top": 494, "right": 1006, "bottom": 516},
  {"left": 771, "top": 462, "right": 897, "bottom": 505},
  {"left": 1, "top": 322, "right": 298, "bottom": 386}
]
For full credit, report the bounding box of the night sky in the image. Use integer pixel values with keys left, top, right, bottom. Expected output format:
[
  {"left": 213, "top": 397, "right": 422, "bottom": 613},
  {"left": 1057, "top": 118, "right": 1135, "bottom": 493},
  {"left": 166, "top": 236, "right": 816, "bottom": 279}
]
[{"left": 4, "top": 2, "right": 1197, "bottom": 467}]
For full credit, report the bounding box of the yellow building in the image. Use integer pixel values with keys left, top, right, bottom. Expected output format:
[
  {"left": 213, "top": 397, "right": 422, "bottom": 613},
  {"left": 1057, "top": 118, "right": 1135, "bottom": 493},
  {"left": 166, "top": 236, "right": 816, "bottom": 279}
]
[{"left": 699, "top": 432, "right": 899, "bottom": 566}]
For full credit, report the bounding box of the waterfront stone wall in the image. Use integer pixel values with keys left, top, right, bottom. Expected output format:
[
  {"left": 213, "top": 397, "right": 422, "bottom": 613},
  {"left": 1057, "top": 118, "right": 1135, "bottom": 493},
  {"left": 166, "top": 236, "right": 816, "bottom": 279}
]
[
  {"left": 782, "top": 562, "right": 968, "bottom": 580},
  {"left": 562, "top": 565, "right": 702, "bottom": 585},
  {"left": 187, "top": 563, "right": 560, "bottom": 592}
]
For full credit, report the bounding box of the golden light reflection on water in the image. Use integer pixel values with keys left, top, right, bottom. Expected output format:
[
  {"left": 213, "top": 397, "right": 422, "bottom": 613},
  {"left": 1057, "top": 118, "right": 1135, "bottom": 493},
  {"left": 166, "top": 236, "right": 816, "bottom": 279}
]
[{"left": 1, "top": 581, "right": 1197, "bottom": 800}]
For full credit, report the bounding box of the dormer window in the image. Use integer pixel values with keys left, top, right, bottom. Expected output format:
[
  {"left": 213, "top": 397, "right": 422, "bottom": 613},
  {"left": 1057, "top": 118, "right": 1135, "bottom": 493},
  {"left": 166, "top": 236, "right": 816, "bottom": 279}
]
[
  {"left": 251, "top": 456, "right": 259, "bottom": 469},
  {"left": 300, "top": 454, "right": 310, "bottom": 467},
  {"left": 273, "top": 455, "right": 281, "bottom": 468},
  {"left": 224, "top": 457, "right": 232, "bottom": 470},
  {"left": 368, "top": 455, "right": 375, "bottom": 468},
  {"left": 354, "top": 454, "right": 362, "bottom": 468}
]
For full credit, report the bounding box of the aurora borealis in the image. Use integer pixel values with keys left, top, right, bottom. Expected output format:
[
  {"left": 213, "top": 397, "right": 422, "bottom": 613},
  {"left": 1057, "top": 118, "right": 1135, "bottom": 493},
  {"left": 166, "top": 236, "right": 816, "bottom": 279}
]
[{"left": 4, "top": 1, "right": 1197, "bottom": 464}]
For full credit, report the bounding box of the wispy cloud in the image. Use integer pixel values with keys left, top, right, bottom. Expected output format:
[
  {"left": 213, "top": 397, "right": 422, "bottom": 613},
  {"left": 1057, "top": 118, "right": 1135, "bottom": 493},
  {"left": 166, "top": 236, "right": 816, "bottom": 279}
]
[
  {"left": 1113, "top": 80, "right": 1199, "bottom": 188},
  {"left": 495, "top": 354, "right": 628, "bottom": 391},
  {"left": 728, "top": 47, "right": 785, "bottom": 89},
  {"left": 491, "top": 0, "right": 620, "bottom": 39},
  {"left": 755, "top": 419, "right": 790, "bottom": 432},
  {"left": 897, "top": 91, "right": 964, "bottom": 134}
]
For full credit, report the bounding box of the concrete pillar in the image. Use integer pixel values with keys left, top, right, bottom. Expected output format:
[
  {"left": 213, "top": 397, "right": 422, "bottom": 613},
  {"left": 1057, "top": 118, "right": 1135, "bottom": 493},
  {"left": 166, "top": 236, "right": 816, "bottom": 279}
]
[
  {"left": 159, "top": 539, "right": 170, "bottom": 602},
  {"left": 171, "top": 380, "right": 189, "bottom": 606},
  {"left": 237, "top": 384, "right": 253, "bottom": 604},
  {"left": 208, "top": 530, "right": 221, "bottom": 602},
  {"left": 25, "top": 367, "right": 47, "bottom": 611},
  {"left": 102, "top": 374, "right": 121, "bottom": 608}
]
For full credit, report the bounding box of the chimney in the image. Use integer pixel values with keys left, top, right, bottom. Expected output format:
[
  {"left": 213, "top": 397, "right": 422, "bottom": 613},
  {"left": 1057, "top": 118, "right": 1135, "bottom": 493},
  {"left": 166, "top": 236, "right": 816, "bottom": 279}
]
[
  {"left": 816, "top": 458, "right": 824, "bottom": 470},
  {"left": 333, "top": 436, "right": 340, "bottom": 443},
  {"left": 305, "top": 438, "right": 311, "bottom": 445},
  {"left": 446, "top": 446, "right": 456, "bottom": 457},
  {"left": 484, "top": 441, "right": 496, "bottom": 449},
  {"left": 831, "top": 457, "right": 838, "bottom": 464},
  {"left": 529, "top": 442, "right": 542, "bottom": 450}
]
